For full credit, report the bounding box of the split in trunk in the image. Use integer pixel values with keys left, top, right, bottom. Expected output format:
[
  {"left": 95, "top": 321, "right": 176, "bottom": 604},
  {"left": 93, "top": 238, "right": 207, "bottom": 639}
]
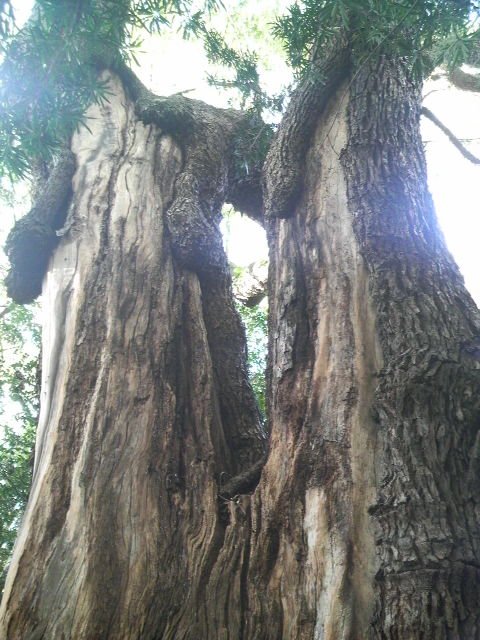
[{"left": 2, "top": 53, "right": 480, "bottom": 640}]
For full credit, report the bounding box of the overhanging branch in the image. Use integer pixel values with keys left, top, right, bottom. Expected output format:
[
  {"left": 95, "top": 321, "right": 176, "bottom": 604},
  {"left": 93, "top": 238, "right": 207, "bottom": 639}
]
[
  {"left": 421, "top": 106, "right": 480, "bottom": 165},
  {"left": 449, "top": 67, "right": 480, "bottom": 93}
]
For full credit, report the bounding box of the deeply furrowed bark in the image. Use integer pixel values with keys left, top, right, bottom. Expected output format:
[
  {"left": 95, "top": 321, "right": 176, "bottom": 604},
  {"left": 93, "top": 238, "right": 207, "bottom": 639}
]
[
  {"left": 2, "top": 54, "right": 480, "bottom": 640},
  {"left": 0, "top": 74, "right": 265, "bottom": 639},
  {"left": 242, "top": 57, "right": 480, "bottom": 639},
  {"left": 344, "top": 57, "right": 480, "bottom": 639}
]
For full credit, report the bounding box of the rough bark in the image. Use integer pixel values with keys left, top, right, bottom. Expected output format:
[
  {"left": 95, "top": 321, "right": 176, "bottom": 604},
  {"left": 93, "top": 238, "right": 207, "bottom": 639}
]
[
  {"left": 2, "top": 55, "right": 480, "bottom": 640},
  {"left": 344, "top": 56, "right": 480, "bottom": 639},
  {"left": 0, "top": 73, "right": 265, "bottom": 639},
  {"left": 243, "top": 56, "right": 480, "bottom": 639}
]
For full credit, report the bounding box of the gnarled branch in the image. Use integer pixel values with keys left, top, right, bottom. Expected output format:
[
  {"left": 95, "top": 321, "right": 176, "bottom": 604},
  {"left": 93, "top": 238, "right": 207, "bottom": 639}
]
[{"left": 5, "top": 149, "right": 76, "bottom": 304}]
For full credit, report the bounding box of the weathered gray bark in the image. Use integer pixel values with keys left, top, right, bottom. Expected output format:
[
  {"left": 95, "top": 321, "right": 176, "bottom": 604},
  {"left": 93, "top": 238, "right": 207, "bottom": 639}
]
[
  {"left": 2, "top": 55, "right": 480, "bottom": 640},
  {"left": 0, "top": 73, "right": 265, "bottom": 639}
]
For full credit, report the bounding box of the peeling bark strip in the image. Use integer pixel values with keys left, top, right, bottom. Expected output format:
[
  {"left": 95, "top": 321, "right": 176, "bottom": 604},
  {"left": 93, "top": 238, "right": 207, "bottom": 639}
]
[
  {"left": 342, "top": 56, "right": 480, "bottom": 639},
  {"left": 0, "top": 73, "right": 265, "bottom": 639}
]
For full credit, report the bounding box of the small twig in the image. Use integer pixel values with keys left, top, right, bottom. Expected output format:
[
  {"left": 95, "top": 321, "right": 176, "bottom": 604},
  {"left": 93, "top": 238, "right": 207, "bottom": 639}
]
[
  {"left": 423, "top": 87, "right": 443, "bottom": 99},
  {"left": 421, "top": 106, "right": 480, "bottom": 165},
  {"left": 0, "top": 306, "right": 11, "bottom": 321},
  {"left": 170, "top": 88, "right": 196, "bottom": 96}
]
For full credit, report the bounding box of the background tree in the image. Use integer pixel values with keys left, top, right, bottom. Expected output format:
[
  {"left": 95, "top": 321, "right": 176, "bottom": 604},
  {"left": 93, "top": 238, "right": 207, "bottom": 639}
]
[
  {"left": 0, "top": 183, "right": 40, "bottom": 591},
  {"left": 0, "top": 288, "right": 39, "bottom": 589},
  {"left": 1, "top": 1, "right": 480, "bottom": 639}
]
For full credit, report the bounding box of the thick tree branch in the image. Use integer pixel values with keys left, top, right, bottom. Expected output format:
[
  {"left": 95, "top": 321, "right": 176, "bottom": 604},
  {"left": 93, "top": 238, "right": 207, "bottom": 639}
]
[
  {"left": 263, "top": 42, "right": 351, "bottom": 219},
  {"left": 117, "top": 62, "right": 266, "bottom": 238},
  {"left": 421, "top": 106, "right": 480, "bottom": 165},
  {"left": 4, "top": 149, "right": 76, "bottom": 304},
  {"left": 219, "top": 455, "right": 266, "bottom": 499},
  {"left": 448, "top": 66, "right": 480, "bottom": 93},
  {"left": 5, "top": 64, "right": 268, "bottom": 497}
]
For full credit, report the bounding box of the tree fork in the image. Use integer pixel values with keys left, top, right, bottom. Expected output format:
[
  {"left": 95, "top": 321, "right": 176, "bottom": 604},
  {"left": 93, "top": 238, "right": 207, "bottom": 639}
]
[{"left": 3, "top": 36, "right": 480, "bottom": 640}]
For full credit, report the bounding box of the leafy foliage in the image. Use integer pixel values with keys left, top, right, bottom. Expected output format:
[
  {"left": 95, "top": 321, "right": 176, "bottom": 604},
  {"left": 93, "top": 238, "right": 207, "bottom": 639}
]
[
  {"left": 184, "top": 0, "right": 290, "bottom": 115},
  {"left": 3, "top": 0, "right": 477, "bottom": 182},
  {"left": 0, "top": 421, "right": 36, "bottom": 588},
  {"left": 230, "top": 114, "right": 274, "bottom": 184},
  {"left": 0, "top": 283, "right": 40, "bottom": 588},
  {"left": 202, "top": 31, "right": 287, "bottom": 115},
  {"left": 236, "top": 300, "right": 267, "bottom": 418},
  {"left": 273, "top": 0, "right": 480, "bottom": 77},
  {"left": 0, "top": 0, "right": 223, "bottom": 181},
  {"left": 203, "top": 29, "right": 265, "bottom": 110}
]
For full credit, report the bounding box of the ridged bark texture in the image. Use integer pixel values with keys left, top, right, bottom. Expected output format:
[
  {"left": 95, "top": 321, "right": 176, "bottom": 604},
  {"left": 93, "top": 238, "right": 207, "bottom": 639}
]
[
  {"left": 0, "top": 75, "right": 265, "bottom": 639},
  {"left": 246, "top": 58, "right": 480, "bottom": 639},
  {"left": 2, "top": 58, "right": 480, "bottom": 640},
  {"left": 344, "top": 57, "right": 480, "bottom": 639}
]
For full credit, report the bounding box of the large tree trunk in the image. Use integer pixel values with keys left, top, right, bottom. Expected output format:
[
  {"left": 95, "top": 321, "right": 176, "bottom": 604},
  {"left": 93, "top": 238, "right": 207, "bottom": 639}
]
[
  {"left": 0, "top": 74, "right": 266, "bottom": 639},
  {"left": 2, "top": 59, "right": 480, "bottom": 640},
  {"left": 245, "top": 57, "right": 480, "bottom": 639}
]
